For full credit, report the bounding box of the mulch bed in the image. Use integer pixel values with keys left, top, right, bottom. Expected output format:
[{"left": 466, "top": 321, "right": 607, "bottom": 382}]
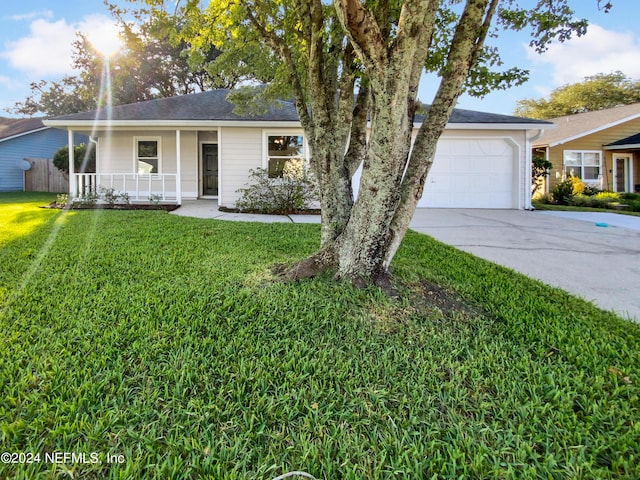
[
  {"left": 218, "top": 206, "right": 321, "bottom": 215},
  {"left": 41, "top": 202, "right": 180, "bottom": 212}
]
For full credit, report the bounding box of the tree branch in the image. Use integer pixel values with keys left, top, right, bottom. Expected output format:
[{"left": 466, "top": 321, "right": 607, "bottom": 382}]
[
  {"left": 243, "top": 3, "right": 313, "bottom": 130},
  {"left": 333, "top": 0, "right": 387, "bottom": 74}
]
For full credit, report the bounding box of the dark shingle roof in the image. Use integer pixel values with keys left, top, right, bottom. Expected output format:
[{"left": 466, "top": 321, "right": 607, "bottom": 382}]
[
  {"left": 0, "top": 118, "right": 48, "bottom": 141},
  {"left": 434, "top": 107, "right": 549, "bottom": 125},
  {"left": 48, "top": 89, "right": 550, "bottom": 126},
  {"left": 606, "top": 132, "right": 640, "bottom": 147},
  {"left": 50, "top": 90, "right": 299, "bottom": 122}
]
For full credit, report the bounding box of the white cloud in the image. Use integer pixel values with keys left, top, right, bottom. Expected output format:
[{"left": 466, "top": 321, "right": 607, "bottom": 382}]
[
  {"left": 526, "top": 24, "right": 640, "bottom": 87},
  {"left": 1, "top": 14, "right": 119, "bottom": 78},
  {"left": 2, "top": 19, "right": 77, "bottom": 77},
  {"left": 5, "top": 10, "right": 54, "bottom": 22}
]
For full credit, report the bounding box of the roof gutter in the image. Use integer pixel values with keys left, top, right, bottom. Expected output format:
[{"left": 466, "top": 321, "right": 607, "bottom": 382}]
[{"left": 44, "top": 119, "right": 554, "bottom": 131}]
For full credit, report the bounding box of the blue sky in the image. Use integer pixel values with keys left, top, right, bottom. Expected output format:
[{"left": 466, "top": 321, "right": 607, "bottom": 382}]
[{"left": 2, "top": 1, "right": 640, "bottom": 117}]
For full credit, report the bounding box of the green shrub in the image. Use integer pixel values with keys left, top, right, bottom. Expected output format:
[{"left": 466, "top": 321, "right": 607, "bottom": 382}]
[
  {"left": 594, "top": 191, "right": 620, "bottom": 201},
  {"left": 627, "top": 201, "right": 640, "bottom": 212},
  {"left": 236, "top": 167, "right": 319, "bottom": 214},
  {"left": 55, "top": 193, "right": 68, "bottom": 208},
  {"left": 582, "top": 184, "right": 601, "bottom": 196},
  {"left": 98, "top": 187, "right": 130, "bottom": 206},
  {"left": 531, "top": 156, "right": 552, "bottom": 195},
  {"left": 533, "top": 193, "right": 554, "bottom": 204},
  {"left": 568, "top": 194, "right": 609, "bottom": 209},
  {"left": 52, "top": 143, "right": 96, "bottom": 174},
  {"left": 551, "top": 179, "right": 574, "bottom": 205},
  {"left": 619, "top": 192, "right": 640, "bottom": 202}
]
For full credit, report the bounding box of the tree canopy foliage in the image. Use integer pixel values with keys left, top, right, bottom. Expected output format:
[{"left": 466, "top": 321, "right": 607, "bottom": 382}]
[{"left": 514, "top": 71, "right": 640, "bottom": 119}]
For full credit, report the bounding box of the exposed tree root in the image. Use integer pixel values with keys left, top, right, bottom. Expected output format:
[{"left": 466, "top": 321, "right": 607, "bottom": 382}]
[
  {"left": 274, "top": 249, "right": 400, "bottom": 299},
  {"left": 276, "top": 247, "right": 337, "bottom": 281}
]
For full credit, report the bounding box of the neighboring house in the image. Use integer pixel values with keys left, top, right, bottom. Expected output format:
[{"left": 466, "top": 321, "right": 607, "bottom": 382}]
[
  {"left": 0, "top": 117, "right": 87, "bottom": 192},
  {"left": 44, "top": 89, "right": 551, "bottom": 209},
  {"left": 532, "top": 103, "right": 640, "bottom": 194}
]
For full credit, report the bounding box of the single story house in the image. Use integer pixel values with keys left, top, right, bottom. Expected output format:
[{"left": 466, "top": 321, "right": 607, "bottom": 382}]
[
  {"left": 532, "top": 103, "right": 640, "bottom": 194},
  {"left": 44, "top": 89, "right": 551, "bottom": 209},
  {"left": 0, "top": 117, "right": 87, "bottom": 192}
]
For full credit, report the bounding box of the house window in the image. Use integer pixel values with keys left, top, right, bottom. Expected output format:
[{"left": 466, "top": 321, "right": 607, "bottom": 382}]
[
  {"left": 266, "top": 134, "right": 305, "bottom": 178},
  {"left": 563, "top": 150, "right": 601, "bottom": 183},
  {"left": 135, "top": 137, "right": 161, "bottom": 174}
]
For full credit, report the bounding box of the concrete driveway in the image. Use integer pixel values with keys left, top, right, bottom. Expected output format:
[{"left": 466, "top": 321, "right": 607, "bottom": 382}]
[{"left": 409, "top": 209, "right": 640, "bottom": 322}]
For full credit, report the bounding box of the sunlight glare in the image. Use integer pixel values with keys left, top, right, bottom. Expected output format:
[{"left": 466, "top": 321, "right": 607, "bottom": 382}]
[{"left": 85, "top": 21, "right": 122, "bottom": 58}]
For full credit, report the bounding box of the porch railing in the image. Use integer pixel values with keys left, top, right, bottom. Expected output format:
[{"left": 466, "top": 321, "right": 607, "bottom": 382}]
[{"left": 73, "top": 173, "right": 180, "bottom": 203}]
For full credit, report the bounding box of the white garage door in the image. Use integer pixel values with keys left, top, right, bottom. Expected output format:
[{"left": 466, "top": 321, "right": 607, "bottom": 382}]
[{"left": 418, "top": 138, "right": 516, "bottom": 208}]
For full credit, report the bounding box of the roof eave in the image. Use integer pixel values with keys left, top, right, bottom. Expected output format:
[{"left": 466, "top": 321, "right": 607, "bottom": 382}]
[
  {"left": 443, "top": 122, "right": 553, "bottom": 130},
  {"left": 603, "top": 143, "right": 640, "bottom": 150},
  {"left": 545, "top": 111, "right": 640, "bottom": 147},
  {"left": 0, "top": 126, "right": 50, "bottom": 144},
  {"left": 43, "top": 119, "right": 303, "bottom": 129},
  {"left": 44, "top": 119, "right": 553, "bottom": 131}
]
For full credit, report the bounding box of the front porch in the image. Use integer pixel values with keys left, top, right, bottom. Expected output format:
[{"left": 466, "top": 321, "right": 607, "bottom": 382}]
[{"left": 73, "top": 173, "right": 180, "bottom": 203}]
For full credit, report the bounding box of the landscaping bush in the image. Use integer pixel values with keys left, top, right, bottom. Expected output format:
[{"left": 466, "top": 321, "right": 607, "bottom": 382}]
[
  {"left": 619, "top": 192, "right": 640, "bottom": 202},
  {"left": 582, "top": 183, "right": 601, "bottom": 196},
  {"left": 532, "top": 192, "right": 554, "bottom": 204},
  {"left": 594, "top": 191, "right": 620, "bottom": 202},
  {"left": 568, "top": 175, "right": 585, "bottom": 195},
  {"left": 531, "top": 155, "right": 552, "bottom": 195},
  {"left": 236, "top": 166, "right": 319, "bottom": 214},
  {"left": 551, "top": 179, "right": 574, "bottom": 205},
  {"left": 52, "top": 143, "right": 96, "bottom": 174},
  {"left": 568, "top": 194, "right": 610, "bottom": 209}
]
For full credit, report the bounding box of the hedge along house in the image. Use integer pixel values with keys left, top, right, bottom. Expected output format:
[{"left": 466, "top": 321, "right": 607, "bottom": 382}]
[
  {"left": 532, "top": 103, "right": 640, "bottom": 194},
  {"left": 44, "top": 89, "right": 551, "bottom": 209}
]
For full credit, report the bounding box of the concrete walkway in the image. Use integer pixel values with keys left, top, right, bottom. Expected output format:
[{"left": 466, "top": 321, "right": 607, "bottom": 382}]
[{"left": 171, "top": 201, "right": 640, "bottom": 322}]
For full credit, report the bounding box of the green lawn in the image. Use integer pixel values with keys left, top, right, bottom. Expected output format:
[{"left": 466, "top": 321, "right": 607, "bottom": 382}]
[
  {"left": 1, "top": 192, "right": 639, "bottom": 479},
  {"left": 532, "top": 202, "right": 640, "bottom": 217}
]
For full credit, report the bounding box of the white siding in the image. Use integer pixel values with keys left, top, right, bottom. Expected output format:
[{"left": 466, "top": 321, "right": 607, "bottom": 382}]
[
  {"left": 219, "top": 127, "right": 263, "bottom": 207},
  {"left": 179, "top": 131, "right": 198, "bottom": 199},
  {"left": 91, "top": 125, "right": 530, "bottom": 208}
]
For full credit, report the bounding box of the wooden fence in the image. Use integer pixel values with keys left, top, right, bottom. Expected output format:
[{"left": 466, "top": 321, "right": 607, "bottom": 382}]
[{"left": 23, "top": 158, "right": 68, "bottom": 193}]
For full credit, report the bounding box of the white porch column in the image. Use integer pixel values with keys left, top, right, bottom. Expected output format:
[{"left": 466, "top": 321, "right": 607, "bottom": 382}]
[
  {"left": 68, "top": 129, "right": 76, "bottom": 198},
  {"left": 176, "top": 129, "right": 182, "bottom": 204}
]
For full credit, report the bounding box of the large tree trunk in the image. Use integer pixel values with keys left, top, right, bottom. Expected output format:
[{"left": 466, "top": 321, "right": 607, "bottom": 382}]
[
  {"left": 283, "top": 0, "right": 500, "bottom": 286},
  {"left": 313, "top": 147, "right": 354, "bottom": 246}
]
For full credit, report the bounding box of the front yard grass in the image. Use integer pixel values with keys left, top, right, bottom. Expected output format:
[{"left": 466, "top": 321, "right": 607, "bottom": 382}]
[
  {"left": 533, "top": 201, "right": 640, "bottom": 217},
  {"left": 1, "top": 192, "right": 639, "bottom": 479}
]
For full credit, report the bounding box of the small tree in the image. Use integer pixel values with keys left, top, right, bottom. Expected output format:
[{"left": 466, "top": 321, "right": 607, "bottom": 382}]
[
  {"left": 532, "top": 155, "right": 552, "bottom": 196},
  {"left": 52, "top": 143, "right": 96, "bottom": 174}
]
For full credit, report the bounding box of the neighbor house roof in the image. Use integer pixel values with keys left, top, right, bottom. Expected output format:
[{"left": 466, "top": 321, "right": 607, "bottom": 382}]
[
  {"left": 44, "top": 89, "right": 551, "bottom": 130},
  {"left": 0, "top": 118, "right": 49, "bottom": 143},
  {"left": 532, "top": 103, "right": 640, "bottom": 148},
  {"left": 604, "top": 132, "right": 640, "bottom": 150}
]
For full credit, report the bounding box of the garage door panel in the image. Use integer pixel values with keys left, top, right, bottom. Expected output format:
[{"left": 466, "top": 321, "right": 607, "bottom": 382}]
[{"left": 419, "top": 138, "right": 516, "bottom": 209}]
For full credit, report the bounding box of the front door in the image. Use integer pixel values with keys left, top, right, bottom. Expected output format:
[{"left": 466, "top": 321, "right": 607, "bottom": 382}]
[
  {"left": 613, "top": 154, "right": 631, "bottom": 192},
  {"left": 202, "top": 144, "right": 218, "bottom": 196}
]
